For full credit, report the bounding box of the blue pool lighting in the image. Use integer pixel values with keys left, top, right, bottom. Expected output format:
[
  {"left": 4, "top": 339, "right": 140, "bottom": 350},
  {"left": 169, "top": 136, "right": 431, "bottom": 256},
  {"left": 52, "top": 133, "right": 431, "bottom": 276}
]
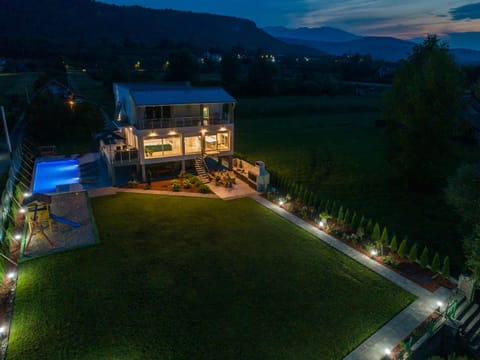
[{"left": 32, "top": 159, "right": 80, "bottom": 194}]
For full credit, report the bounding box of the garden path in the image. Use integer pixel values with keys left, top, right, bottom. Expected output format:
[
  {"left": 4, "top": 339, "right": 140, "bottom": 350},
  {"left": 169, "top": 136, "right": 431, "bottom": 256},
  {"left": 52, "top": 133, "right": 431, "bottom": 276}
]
[{"left": 250, "top": 194, "right": 453, "bottom": 360}]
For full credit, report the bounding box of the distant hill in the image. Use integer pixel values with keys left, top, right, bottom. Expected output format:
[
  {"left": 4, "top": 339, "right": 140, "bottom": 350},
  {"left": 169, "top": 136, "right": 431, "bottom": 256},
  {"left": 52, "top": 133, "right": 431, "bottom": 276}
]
[
  {"left": 263, "top": 26, "right": 360, "bottom": 43},
  {"left": 274, "top": 31, "right": 480, "bottom": 64},
  {"left": 0, "top": 0, "right": 310, "bottom": 54}
]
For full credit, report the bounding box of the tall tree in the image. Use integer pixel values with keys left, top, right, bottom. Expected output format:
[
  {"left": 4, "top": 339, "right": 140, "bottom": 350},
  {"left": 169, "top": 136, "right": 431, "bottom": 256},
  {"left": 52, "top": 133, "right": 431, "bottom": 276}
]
[
  {"left": 165, "top": 48, "right": 199, "bottom": 82},
  {"left": 445, "top": 163, "right": 480, "bottom": 234},
  {"left": 221, "top": 53, "right": 241, "bottom": 85},
  {"left": 445, "top": 163, "right": 480, "bottom": 277},
  {"left": 248, "top": 54, "right": 277, "bottom": 97},
  {"left": 384, "top": 35, "right": 464, "bottom": 189}
]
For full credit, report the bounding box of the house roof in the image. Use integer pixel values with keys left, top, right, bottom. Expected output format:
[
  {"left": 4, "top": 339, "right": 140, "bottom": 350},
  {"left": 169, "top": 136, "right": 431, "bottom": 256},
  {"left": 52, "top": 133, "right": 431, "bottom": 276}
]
[
  {"left": 22, "top": 193, "right": 52, "bottom": 206},
  {"left": 115, "top": 82, "right": 236, "bottom": 106}
]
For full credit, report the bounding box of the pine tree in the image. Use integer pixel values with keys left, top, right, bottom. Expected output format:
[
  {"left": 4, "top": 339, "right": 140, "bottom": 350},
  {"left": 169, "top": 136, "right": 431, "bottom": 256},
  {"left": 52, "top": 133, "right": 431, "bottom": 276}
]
[
  {"left": 351, "top": 211, "right": 358, "bottom": 229},
  {"left": 344, "top": 209, "right": 351, "bottom": 226},
  {"left": 331, "top": 201, "right": 337, "bottom": 218},
  {"left": 390, "top": 235, "right": 398, "bottom": 253},
  {"left": 307, "top": 192, "right": 314, "bottom": 207},
  {"left": 358, "top": 215, "right": 366, "bottom": 229},
  {"left": 337, "top": 206, "right": 344, "bottom": 225},
  {"left": 398, "top": 238, "right": 409, "bottom": 258},
  {"left": 408, "top": 243, "right": 418, "bottom": 262},
  {"left": 431, "top": 252, "right": 440, "bottom": 273},
  {"left": 372, "top": 223, "right": 381, "bottom": 246},
  {"left": 442, "top": 256, "right": 450, "bottom": 278},
  {"left": 380, "top": 227, "right": 389, "bottom": 248},
  {"left": 323, "top": 200, "right": 330, "bottom": 215},
  {"left": 314, "top": 195, "right": 320, "bottom": 210},
  {"left": 420, "top": 246, "right": 429, "bottom": 268},
  {"left": 366, "top": 219, "right": 373, "bottom": 237}
]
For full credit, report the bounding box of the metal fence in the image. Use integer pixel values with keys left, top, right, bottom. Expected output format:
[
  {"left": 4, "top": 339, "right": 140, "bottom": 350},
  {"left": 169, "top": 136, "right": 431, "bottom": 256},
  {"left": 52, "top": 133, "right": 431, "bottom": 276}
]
[{"left": 0, "top": 113, "right": 28, "bottom": 265}]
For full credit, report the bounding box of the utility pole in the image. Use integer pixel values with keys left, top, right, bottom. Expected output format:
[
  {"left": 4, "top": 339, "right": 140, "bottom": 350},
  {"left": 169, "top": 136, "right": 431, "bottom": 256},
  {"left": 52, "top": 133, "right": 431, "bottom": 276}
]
[
  {"left": 1, "top": 105, "right": 12, "bottom": 155},
  {"left": 24, "top": 86, "right": 30, "bottom": 105}
]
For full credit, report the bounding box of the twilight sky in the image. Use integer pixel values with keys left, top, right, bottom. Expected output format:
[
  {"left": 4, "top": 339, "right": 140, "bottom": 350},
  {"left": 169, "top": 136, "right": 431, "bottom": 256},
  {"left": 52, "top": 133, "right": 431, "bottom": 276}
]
[{"left": 102, "top": 0, "right": 480, "bottom": 39}]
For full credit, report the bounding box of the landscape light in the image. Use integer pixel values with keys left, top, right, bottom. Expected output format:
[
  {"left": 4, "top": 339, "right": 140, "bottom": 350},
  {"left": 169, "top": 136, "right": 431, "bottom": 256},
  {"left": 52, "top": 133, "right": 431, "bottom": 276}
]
[
  {"left": 436, "top": 301, "right": 443, "bottom": 311},
  {"left": 384, "top": 348, "right": 391, "bottom": 356},
  {"left": 14, "top": 234, "right": 21, "bottom": 240},
  {"left": 19, "top": 208, "right": 26, "bottom": 214},
  {"left": 370, "top": 249, "right": 378, "bottom": 257},
  {"left": 319, "top": 221, "right": 324, "bottom": 228},
  {"left": 7, "top": 272, "right": 15, "bottom": 280},
  {"left": 278, "top": 200, "right": 284, "bottom": 206},
  {"left": 0, "top": 326, "right": 4, "bottom": 335},
  {"left": 23, "top": 192, "right": 31, "bottom": 197}
]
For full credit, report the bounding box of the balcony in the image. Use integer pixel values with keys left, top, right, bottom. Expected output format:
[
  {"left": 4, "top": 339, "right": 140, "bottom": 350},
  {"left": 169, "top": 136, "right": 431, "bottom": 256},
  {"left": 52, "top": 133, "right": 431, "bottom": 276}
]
[
  {"left": 101, "top": 140, "right": 139, "bottom": 165},
  {"left": 138, "top": 114, "right": 230, "bottom": 130}
]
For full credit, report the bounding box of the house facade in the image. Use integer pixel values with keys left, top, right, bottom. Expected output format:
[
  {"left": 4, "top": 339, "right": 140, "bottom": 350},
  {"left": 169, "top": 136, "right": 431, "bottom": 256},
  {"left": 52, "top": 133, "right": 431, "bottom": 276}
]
[{"left": 102, "top": 82, "right": 236, "bottom": 184}]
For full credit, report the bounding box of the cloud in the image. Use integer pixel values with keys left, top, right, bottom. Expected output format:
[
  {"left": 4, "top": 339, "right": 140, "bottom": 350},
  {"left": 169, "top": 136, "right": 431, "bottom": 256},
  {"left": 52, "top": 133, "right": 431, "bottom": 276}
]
[{"left": 450, "top": 2, "right": 480, "bottom": 20}]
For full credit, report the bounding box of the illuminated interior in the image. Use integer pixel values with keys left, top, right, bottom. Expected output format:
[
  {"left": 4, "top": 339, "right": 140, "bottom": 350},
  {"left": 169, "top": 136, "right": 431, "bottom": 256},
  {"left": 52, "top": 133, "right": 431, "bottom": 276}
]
[
  {"left": 144, "top": 136, "right": 181, "bottom": 158},
  {"left": 184, "top": 136, "right": 201, "bottom": 154}
]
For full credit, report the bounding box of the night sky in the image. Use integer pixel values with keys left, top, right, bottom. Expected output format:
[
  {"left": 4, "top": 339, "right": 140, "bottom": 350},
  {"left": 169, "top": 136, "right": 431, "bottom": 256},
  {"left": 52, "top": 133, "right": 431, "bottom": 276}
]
[{"left": 101, "top": 0, "right": 480, "bottom": 39}]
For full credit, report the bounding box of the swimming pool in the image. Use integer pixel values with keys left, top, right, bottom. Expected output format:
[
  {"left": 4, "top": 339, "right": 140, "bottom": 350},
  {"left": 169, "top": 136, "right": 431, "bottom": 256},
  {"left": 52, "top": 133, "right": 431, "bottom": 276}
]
[{"left": 32, "top": 159, "right": 80, "bottom": 194}]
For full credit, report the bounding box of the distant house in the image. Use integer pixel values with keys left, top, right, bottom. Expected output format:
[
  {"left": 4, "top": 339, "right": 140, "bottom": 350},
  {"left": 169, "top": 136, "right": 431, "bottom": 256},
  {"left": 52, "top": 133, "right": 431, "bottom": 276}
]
[
  {"left": 45, "top": 79, "right": 71, "bottom": 99},
  {"left": 101, "top": 82, "right": 236, "bottom": 184}
]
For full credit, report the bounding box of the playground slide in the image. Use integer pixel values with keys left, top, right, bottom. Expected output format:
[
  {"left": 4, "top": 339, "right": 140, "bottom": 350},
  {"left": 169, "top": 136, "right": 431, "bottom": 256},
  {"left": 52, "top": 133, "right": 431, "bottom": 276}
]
[{"left": 50, "top": 213, "right": 80, "bottom": 228}]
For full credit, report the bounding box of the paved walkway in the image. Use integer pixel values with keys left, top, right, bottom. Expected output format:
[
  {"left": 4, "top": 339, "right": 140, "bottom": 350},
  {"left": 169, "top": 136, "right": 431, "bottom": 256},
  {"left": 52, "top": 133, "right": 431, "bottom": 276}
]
[
  {"left": 207, "top": 179, "right": 257, "bottom": 200},
  {"left": 250, "top": 195, "right": 453, "bottom": 360},
  {"left": 87, "top": 186, "right": 217, "bottom": 199}
]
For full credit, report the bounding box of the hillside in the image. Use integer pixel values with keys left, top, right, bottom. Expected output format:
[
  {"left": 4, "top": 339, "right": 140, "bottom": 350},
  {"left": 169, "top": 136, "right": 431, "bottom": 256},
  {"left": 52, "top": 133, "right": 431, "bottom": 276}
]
[
  {"left": 263, "top": 26, "right": 361, "bottom": 43},
  {"left": 0, "top": 0, "right": 300, "bottom": 53}
]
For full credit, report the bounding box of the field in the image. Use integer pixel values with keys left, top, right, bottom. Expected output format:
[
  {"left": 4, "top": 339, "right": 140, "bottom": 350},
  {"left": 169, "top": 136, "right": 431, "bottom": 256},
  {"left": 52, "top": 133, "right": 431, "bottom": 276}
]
[
  {"left": 9, "top": 194, "right": 414, "bottom": 359},
  {"left": 67, "top": 69, "right": 114, "bottom": 113},
  {"left": 0, "top": 72, "right": 40, "bottom": 107},
  {"left": 235, "top": 95, "right": 480, "bottom": 271}
]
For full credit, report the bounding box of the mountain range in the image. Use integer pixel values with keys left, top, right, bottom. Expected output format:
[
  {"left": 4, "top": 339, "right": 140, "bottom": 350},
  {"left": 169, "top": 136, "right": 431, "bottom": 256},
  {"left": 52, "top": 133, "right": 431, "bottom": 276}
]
[
  {"left": 1, "top": 0, "right": 479, "bottom": 65},
  {"left": 0, "top": 0, "right": 313, "bottom": 55},
  {"left": 263, "top": 26, "right": 480, "bottom": 64}
]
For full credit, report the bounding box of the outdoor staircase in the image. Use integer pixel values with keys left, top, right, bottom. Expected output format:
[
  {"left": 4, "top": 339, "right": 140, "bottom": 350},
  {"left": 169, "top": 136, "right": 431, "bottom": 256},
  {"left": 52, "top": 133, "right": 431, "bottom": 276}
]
[
  {"left": 78, "top": 153, "right": 100, "bottom": 183},
  {"left": 194, "top": 156, "right": 210, "bottom": 184},
  {"left": 446, "top": 294, "right": 480, "bottom": 357}
]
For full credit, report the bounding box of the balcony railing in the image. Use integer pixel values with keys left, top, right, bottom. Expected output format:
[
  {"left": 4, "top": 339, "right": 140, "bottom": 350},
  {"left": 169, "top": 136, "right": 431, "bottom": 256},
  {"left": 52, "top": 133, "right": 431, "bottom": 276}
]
[
  {"left": 139, "top": 114, "right": 231, "bottom": 130},
  {"left": 102, "top": 146, "right": 139, "bottom": 165}
]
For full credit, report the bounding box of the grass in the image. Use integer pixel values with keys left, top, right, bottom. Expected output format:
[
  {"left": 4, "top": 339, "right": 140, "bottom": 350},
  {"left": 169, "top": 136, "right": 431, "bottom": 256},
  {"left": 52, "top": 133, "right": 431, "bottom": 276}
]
[
  {"left": 235, "top": 95, "right": 480, "bottom": 271},
  {"left": 9, "top": 194, "right": 414, "bottom": 359},
  {"left": 0, "top": 72, "right": 41, "bottom": 107},
  {"left": 67, "top": 69, "right": 114, "bottom": 113}
]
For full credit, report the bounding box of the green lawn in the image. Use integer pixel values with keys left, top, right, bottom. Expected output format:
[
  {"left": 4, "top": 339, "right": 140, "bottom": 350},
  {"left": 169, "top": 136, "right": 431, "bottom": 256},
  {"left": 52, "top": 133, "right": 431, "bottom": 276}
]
[
  {"left": 67, "top": 69, "right": 114, "bottom": 113},
  {"left": 235, "top": 95, "right": 480, "bottom": 271},
  {"left": 0, "top": 72, "right": 40, "bottom": 107},
  {"left": 9, "top": 194, "right": 414, "bottom": 359}
]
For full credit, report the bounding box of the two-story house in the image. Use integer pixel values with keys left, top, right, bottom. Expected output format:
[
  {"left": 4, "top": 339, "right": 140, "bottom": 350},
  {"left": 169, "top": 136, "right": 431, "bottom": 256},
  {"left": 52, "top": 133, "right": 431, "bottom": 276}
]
[{"left": 101, "top": 82, "right": 236, "bottom": 185}]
